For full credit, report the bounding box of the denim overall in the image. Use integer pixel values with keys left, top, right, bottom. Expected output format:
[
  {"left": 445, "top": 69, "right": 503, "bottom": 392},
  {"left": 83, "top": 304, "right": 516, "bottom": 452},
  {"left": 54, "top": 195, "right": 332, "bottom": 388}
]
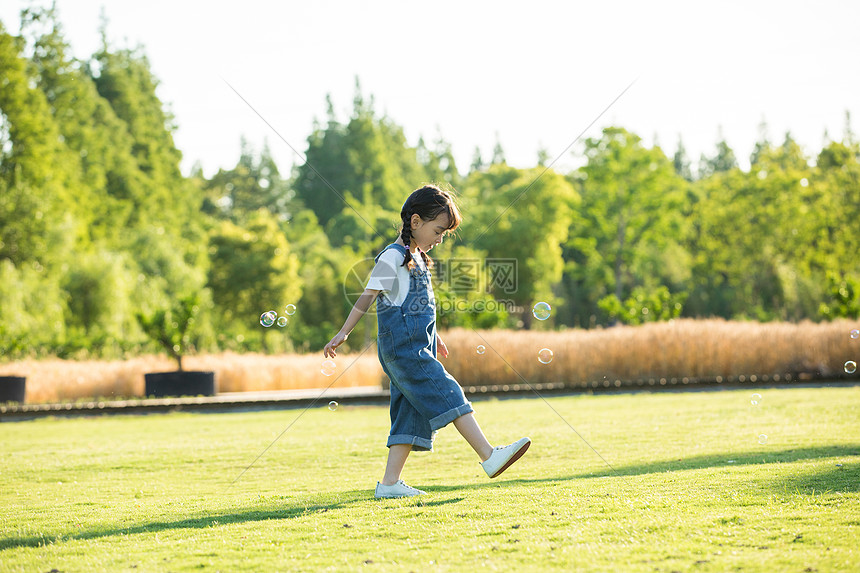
[{"left": 375, "top": 243, "right": 473, "bottom": 451}]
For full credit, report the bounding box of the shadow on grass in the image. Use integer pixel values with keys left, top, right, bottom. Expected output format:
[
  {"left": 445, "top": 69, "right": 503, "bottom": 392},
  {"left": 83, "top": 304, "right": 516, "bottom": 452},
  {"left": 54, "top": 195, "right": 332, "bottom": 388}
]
[
  {"left": 771, "top": 464, "right": 860, "bottom": 495},
  {"left": 422, "top": 444, "right": 860, "bottom": 494},
  {"left": 0, "top": 490, "right": 468, "bottom": 551},
  {"left": 0, "top": 490, "right": 356, "bottom": 551},
  {"left": 582, "top": 443, "right": 860, "bottom": 478}
]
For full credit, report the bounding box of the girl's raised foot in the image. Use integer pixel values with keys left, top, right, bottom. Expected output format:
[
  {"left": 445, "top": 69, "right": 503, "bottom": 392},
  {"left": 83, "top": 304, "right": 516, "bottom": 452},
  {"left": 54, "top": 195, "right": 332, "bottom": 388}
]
[{"left": 480, "top": 437, "right": 531, "bottom": 478}]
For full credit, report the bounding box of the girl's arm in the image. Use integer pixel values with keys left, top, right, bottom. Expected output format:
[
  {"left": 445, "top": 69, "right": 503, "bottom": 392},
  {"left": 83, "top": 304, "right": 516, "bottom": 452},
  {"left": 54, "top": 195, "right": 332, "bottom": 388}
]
[
  {"left": 436, "top": 333, "right": 449, "bottom": 358},
  {"left": 323, "top": 288, "right": 381, "bottom": 358}
]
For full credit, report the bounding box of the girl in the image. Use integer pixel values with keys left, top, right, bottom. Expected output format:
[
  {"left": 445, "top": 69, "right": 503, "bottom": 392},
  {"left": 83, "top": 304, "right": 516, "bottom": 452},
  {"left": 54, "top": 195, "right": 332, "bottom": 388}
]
[{"left": 323, "top": 184, "right": 530, "bottom": 498}]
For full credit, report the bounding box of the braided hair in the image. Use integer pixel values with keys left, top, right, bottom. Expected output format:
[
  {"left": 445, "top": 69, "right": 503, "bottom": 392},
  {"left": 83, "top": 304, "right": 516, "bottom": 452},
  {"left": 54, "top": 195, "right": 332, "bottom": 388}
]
[{"left": 399, "top": 184, "right": 462, "bottom": 270}]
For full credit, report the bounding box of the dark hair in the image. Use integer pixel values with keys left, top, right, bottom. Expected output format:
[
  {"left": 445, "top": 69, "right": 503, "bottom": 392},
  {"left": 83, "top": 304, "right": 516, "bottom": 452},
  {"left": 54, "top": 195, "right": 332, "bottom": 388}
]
[{"left": 399, "top": 184, "right": 462, "bottom": 270}]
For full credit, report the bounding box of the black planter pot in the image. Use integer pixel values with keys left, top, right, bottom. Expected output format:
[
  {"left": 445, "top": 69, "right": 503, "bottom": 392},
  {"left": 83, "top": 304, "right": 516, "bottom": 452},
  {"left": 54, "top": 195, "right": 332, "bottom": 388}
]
[
  {"left": 144, "top": 371, "right": 215, "bottom": 398},
  {"left": 0, "top": 376, "right": 26, "bottom": 403}
]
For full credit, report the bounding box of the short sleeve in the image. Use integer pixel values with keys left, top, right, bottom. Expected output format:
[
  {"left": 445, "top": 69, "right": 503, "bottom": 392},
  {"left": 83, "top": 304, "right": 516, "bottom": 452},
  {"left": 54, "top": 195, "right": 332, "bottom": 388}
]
[{"left": 365, "top": 249, "right": 403, "bottom": 293}]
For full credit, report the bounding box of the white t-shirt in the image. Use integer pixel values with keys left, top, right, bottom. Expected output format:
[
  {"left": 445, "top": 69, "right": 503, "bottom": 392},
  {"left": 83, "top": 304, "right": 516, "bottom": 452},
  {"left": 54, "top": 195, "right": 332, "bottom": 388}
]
[{"left": 365, "top": 247, "right": 425, "bottom": 307}]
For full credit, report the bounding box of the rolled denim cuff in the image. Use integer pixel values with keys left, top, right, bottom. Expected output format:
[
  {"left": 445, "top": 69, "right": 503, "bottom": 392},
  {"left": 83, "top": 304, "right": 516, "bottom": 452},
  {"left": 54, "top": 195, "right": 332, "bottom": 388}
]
[
  {"left": 387, "top": 433, "right": 434, "bottom": 452},
  {"left": 429, "top": 402, "right": 474, "bottom": 432}
]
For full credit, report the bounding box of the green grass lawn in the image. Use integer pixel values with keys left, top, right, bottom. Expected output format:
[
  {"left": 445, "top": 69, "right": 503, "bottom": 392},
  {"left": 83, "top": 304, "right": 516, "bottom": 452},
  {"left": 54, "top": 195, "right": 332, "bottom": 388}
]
[{"left": 1, "top": 386, "right": 859, "bottom": 572}]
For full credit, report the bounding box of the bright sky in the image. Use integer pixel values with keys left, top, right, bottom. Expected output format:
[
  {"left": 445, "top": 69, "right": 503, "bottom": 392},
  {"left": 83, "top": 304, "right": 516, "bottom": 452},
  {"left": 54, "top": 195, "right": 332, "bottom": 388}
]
[{"left": 2, "top": 1, "right": 858, "bottom": 178}]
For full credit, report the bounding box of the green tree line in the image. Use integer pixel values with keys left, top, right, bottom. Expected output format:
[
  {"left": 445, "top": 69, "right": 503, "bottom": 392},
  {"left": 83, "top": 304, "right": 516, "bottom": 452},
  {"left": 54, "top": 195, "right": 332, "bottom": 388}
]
[{"left": 1, "top": 8, "right": 858, "bottom": 360}]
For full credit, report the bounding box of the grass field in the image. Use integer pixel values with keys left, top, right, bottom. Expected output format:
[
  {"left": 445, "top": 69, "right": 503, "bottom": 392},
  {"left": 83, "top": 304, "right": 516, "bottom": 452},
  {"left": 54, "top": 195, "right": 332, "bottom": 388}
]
[{"left": 1, "top": 386, "right": 859, "bottom": 572}]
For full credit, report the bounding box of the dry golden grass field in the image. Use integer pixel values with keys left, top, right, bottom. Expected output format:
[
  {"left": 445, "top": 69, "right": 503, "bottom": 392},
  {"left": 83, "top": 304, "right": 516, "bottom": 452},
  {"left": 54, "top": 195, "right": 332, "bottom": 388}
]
[{"left": 1, "top": 319, "right": 858, "bottom": 403}]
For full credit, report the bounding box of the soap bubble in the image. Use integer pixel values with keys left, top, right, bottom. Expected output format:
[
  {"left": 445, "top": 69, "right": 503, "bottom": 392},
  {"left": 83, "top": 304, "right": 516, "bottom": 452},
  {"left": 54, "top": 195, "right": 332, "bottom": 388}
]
[
  {"left": 850, "top": 329, "right": 859, "bottom": 340},
  {"left": 845, "top": 361, "right": 857, "bottom": 374},
  {"left": 260, "top": 311, "right": 277, "bottom": 327},
  {"left": 476, "top": 345, "right": 486, "bottom": 355},
  {"left": 758, "top": 434, "right": 768, "bottom": 445},
  {"left": 532, "top": 302, "right": 552, "bottom": 321},
  {"left": 750, "top": 393, "right": 761, "bottom": 406},
  {"left": 277, "top": 316, "right": 288, "bottom": 327},
  {"left": 321, "top": 359, "right": 337, "bottom": 376},
  {"left": 538, "top": 348, "right": 554, "bottom": 364},
  {"left": 328, "top": 401, "right": 338, "bottom": 411},
  {"left": 285, "top": 304, "right": 297, "bottom": 316}
]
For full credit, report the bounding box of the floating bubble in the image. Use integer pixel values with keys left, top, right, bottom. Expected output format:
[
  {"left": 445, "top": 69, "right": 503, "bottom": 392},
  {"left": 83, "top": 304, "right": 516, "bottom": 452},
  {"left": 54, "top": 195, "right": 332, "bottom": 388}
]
[
  {"left": 532, "top": 302, "right": 552, "bottom": 321},
  {"left": 750, "top": 393, "right": 761, "bottom": 406},
  {"left": 321, "top": 359, "right": 337, "bottom": 376},
  {"left": 285, "top": 304, "right": 297, "bottom": 316},
  {"left": 758, "top": 434, "right": 768, "bottom": 445},
  {"left": 850, "top": 329, "right": 859, "bottom": 340},
  {"left": 277, "top": 316, "right": 288, "bottom": 327},
  {"left": 538, "top": 348, "right": 554, "bottom": 365},
  {"left": 328, "top": 401, "right": 338, "bottom": 411},
  {"left": 845, "top": 361, "right": 857, "bottom": 374},
  {"left": 476, "top": 345, "right": 486, "bottom": 355},
  {"left": 260, "top": 311, "right": 277, "bottom": 327}
]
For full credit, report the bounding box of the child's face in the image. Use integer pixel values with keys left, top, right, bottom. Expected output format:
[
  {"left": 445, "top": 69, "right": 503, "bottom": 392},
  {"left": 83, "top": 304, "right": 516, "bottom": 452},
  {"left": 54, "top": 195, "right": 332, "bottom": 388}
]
[{"left": 411, "top": 212, "right": 451, "bottom": 252}]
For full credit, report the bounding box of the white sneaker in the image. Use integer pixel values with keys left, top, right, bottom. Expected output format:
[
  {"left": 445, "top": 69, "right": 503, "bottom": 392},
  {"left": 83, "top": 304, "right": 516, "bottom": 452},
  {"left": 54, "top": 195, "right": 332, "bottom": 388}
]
[
  {"left": 374, "top": 480, "right": 426, "bottom": 498},
  {"left": 480, "top": 437, "right": 531, "bottom": 478}
]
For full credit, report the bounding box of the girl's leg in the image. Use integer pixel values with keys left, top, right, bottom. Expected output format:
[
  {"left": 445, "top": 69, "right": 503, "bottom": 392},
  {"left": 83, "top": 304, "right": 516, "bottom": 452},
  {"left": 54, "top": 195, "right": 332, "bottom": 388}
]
[
  {"left": 381, "top": 444, "right": 413, "bottom": 485},
  {"left": 453, "top": 412, "right": 494, "bottom": 461}
]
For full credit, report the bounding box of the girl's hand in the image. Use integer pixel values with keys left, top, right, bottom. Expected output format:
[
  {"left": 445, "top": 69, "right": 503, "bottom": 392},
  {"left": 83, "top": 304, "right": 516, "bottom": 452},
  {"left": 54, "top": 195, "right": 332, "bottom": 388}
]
[
  {"left": 324, "top": 331, "right": 349, "bottom": 358},
  {"left": 436, "top": 334, "right": 449, "bottom": 358}
]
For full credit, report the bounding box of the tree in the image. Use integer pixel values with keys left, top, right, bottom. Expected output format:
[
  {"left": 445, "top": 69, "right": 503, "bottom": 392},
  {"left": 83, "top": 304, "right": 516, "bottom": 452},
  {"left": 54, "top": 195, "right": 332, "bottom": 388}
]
[
  {"left": 415, "top": 132, "right": 461, "bottom": 189},
  {"left": 698, "top": 128, "right": 737, "bottom": 178},
  {"left": 18, "top": 5, "right": 155, "bottom": 253},
  {"left": 491, "top": 134, "right": 506, "bottom": 165},
  {"left": 750, "top": 118, "right": 770, "bottom": 166},
  {"left": 137, "top": 293, "right": 203, "bottom": 371},
  {"left": 537, "top": 145, "right": 551, "bottom": 168},
  {"left": 1, "top": 9, "right": 217, "bottom": 357},
  {"left": 672, "top": 135, "right": 694, "bottom": 181},
  {"left": 207, "top": 210, "right": 301, "bottom": 350},
  {"left": 92, "top": 30, "right": 211, "bottom": 324},
  {"left": 280, "top": 209, "right": 355, "bottom": 351},
  {"left": 293, "top": 81, "right": 429, "bottom": 240},
  {"left": 564, "top": 127, "right": 689, "bottom": 327},
  {"left": 598, "top": 286, "right": 686, "bottom": 325},
  {"left": 842, "top": 110, "right": 855, "bottom": 146},
  {"left": 92, "top": 34, "right": 203, "bottom": 250},
  {"left": 685, "top": 133, "right": 819, "bottom": 320},
  {"left": 202, "top": 138, "right": 296, "bottom": 224},
  {"left": 431, "top": 243, "right": 511, "bottom": 330},
  {"left": 0, "top": 22, "right": 81, "bottom": 268},
  {"left": 819, "top": 272, "right": 860, "bottom": 320},
  {"left": 0, "top": 258, "right": 67, "bottom": 358},
  {"left": 462, "top": 164, "right": 577, "bottom": 328},
  {"left": 470, "top": 146, "right": 485, "bottom": 173},
  {"left": 62, "top": 249, "right": 136, "bottom": 353},
  {"left": 811, "top": 136, "right": 860, "bottom": 299}
]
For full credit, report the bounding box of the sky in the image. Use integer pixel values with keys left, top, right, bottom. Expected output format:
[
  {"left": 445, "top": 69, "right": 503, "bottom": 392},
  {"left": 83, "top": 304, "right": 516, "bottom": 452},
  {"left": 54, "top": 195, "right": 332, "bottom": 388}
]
[{"left": 1, "top": 0, "right": 858, "bottom": 179}]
